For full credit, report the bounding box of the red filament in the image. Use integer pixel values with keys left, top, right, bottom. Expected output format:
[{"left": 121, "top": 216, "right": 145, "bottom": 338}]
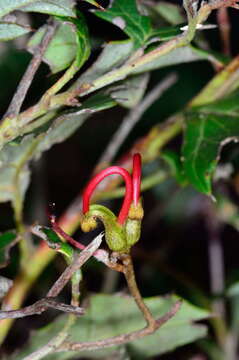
[
  {"left": 82, "top": 166, "right": 133, "bottom": 225},
  {"left": 132, "top": 153, "right": 142, "bottom": 206}
]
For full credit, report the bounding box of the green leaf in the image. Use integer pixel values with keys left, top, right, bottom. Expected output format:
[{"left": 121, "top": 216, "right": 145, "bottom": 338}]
[
  {"left": 153, "top": 2, "right": 185, "bottom": 25},
  {"left": 28, "top": 13, "right": 90, "bottom": 74},
  {"left": 161, "top": 150, "right": 188, "bottom": 186},
  {"left": 32, "top": 226, "right": 74, "bottom": 260},
  {"left": 65, "top": 13, "right": 91, "bottom": 69},
  {"left": 132, "top": 45, "right": 224, "bottom": 74},
  {"left": 0, "top": 0, "right": 76, "bottom": 18},
  {"left": 12, "top": 294, "right": 209, "bottom": 359},
  {"left": 0, "top": 135, "right": 37, "bottom": 203},
  {"left": 94, "top": 0, "right": 153, "bottom": 48},
  {"left": 0, "top": 93, "right": 116, "bottom": 206},
  {"left": 0, "top": 22, "right": 31, "bottom": 41},
  {"left": 37, "top": 93, "right": 116, "bottom": 153},
  {"left": 28, "top": 23, "right": 76, "bottom": 74},
  {"left": 182, "top": 90, "right": 239, "bottom": 195},
  {"left": 109, "top": 73, "right": 149, "bottom": 108},
  {"left": 75, "top": 39, "right": 134, "bottom": 88},
  {"left": 0, "top": 231, "right": 17, "bottom": 268}
]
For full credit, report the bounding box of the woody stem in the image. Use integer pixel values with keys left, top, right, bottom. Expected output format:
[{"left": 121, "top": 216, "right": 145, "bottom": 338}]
[{"left": 122, "top": 254, "right": 156, "bottom": 329}]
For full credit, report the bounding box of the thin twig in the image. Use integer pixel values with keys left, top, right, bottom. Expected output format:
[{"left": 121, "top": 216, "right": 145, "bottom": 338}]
[
  {"left": 31, "top": 225, "right": 122, "bottom": 271},
  {"left": 58, "top": 301, "right": 181, "bottom": 352},
  {"left": 4, "top": 21, "right": 57, "bottom": 118},
  {"left": 97, "top": 73, "right": 178, "bottom": 169},
  {"left": 0, "top": 233, "right": 103, "bottom": 320},
  {"left": 121, "top": 254, "right": 156, "bottom": 329},
  {"left": 0, "top": 298, "right": 84, "bottom": 320},
  {"left": 56, "top": 253, "right": 180, "bottom": 355},
  {"left": 47, "top": 232, "right": 103, "bottom": 298},
  {"left": 217, "top": 8, "right": 231, "bottom": 55}
]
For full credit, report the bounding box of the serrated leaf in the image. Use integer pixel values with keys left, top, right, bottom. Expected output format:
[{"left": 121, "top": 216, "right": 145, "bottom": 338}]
[
  {"left": 28, "top": 13, "right": 90, "bottom": 74},
  {"left": 0, "top": 22, "right": 31, "bottom": 41},
  {"left": 0, "top": 0, "right": 76, "bottom": 18},
  {"left": 12, "top": 294, "right": 209, "bottom": 359},
  {"left": 182, "top": 90, "right": 239, "bottom": 195},
  {"left": 0, "top": 231, "right": 17, "bottom": 268},
  {"left": 94, "top": 0, "right": 153, "bottom": 48}
]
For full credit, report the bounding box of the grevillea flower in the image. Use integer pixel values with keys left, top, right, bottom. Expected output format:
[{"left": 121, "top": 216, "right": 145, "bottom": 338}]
[
  {"left": 132, "top": 153, "right": 142, "bottom": 206},
  {"left": 49, "top": 154, "right": 143, "bottom": 253},
  {"left": 82, "top": 166, "right": 133, "bottom": 225},
  {"left": 81, "top": 153, "right": 143, "bottom": 252}
]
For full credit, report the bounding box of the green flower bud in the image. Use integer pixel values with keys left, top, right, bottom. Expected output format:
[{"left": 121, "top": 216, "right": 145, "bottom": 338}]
[
  {"left": 81, "top": 204, "right": 129, "bottom": 252},
  {"left": 125, "top": 218, "right": 141, "bottom": 247}
]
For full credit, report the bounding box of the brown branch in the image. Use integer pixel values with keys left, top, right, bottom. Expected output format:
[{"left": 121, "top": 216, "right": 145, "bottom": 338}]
[
  {"left": 47, "top": 232, "right": 103, "bottom": 298},
  {"left": 56, "top": 253, "right": 181, "bottom": 355},
  {"left": 0, "top": 298, "right": 84, "bottom": 320},
  {"left": 58, "top": 300, "right": 181, "bottom": 352},
  {"left": 217, "top": 8, "right": 231, "bottom": 55},
  {"left": 4, "top": 21, "right": 57, "bottom": 118},
  {"left": 121, "top": 254, "right": 156, "bottom": 329},
  {"left": 0, "top": 233, "right": 103, "bottom": 320}
]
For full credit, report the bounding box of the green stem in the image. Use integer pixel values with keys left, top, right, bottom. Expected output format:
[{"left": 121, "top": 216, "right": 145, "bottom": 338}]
[
  {"left": 43, "top": 60, "right": 79, "bottom": 100},
  {"left": 0, "top": 28, "right": 197, "bottom": 149}
]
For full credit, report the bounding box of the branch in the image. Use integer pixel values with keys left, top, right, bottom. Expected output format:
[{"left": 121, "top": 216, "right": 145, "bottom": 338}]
[
  {"left": 4, "top": 21, "right": 57, "bottom": 118},
  {"left": 217, "top": 8, "right": 231, "bottom": 56},
  {"left": 97, "top": 73, "right": 178, "bottom": 169},
  {"left": 56, "top": 253, "right": 181, "bottom": 355},
  {"left": 121, "top": 254, "right": 156, "bottom": 328},
  {"left": 58, "top": 301, "right": 181, "bottom": 352},
  {"left": 0, "top": 27, "right": 193, "bottom": 148},
  {"left": 47, "top": 232, "right": 103, "bottom": 298},
  {"left": 0, "top": 233, "right": 103, "bottom": 320},
  {"left": 0, "top": 298, "right": 84, "bottom": 320}
]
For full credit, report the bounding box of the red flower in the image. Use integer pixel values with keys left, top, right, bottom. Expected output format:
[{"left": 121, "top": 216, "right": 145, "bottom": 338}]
[
  {"left": 48, "top": 153, "right": 143, "bottom": 252},
  {"left": 82, "top": 153, "right": 142, "bottom": 225}
]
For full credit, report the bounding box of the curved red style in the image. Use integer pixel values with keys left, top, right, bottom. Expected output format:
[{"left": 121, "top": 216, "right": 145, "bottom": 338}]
[
  {"left": 132, "top": 153, "right": 142, "bottom": 206},
  {"left": 82, "top": 166, "right": 133, "bottom": 225}
]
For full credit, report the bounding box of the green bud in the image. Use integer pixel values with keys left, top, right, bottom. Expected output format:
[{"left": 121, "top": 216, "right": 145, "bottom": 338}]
[
  {"left": 125, "top": 218, "right": 141, "bottom": 247},
  {"left": 81, "top": 204, "right": 128, "bottom": 252}
]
